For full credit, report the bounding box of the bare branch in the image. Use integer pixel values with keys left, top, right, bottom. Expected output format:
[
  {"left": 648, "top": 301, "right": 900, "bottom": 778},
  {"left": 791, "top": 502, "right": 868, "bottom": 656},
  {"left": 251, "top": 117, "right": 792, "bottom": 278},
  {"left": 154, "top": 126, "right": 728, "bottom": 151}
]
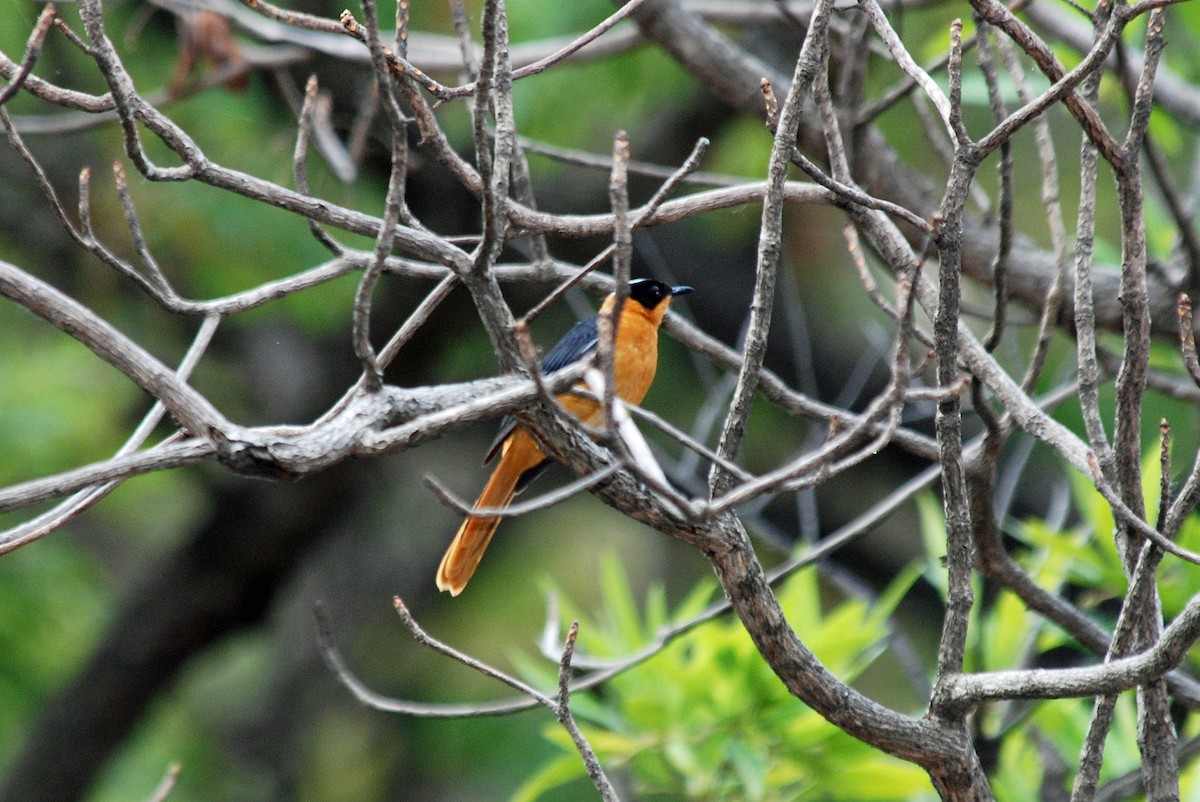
[
  {"left": 0, "top": 260, "right": 231, "bottom": 436},
  {"left": 554, "top": 622, "right": 620, "bottom": 802},
  {"left": 0, "top": 3, "right": 57, "bottom": 108},
  {"left": 423, "top": 464, "right": 620, "bottom": 520},
  {"left": 858, "top": 0, "right": 958, "bottom": 147},
  {"left": 9, "top": 0, "right": 1200, "bottom": 796},
  {"left": 938, "top": 588, "right": 1200, "bottom": 708},
  {"left": 0, "top": 439, "right": 216, "bottom": 521},
  {"left": 319, "top": 601, "right": 618, "bottom": 797},
  {"left": 292, "top": 74, "right": 345, "bottom": 252},
  {"left": 0, "top": 314, "right": 219, "bottom": 551},
  {"left": 709, "top": 0, "right": 835, "bottom": 496}
]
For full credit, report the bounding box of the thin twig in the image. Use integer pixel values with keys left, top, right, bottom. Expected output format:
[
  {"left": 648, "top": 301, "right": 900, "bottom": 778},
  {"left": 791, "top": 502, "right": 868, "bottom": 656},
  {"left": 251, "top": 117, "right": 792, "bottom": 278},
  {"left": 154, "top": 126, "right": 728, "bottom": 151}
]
[
  {"left": 112, "top": 162, "right": 176, "bottom": 297},
  {"left": 473, "top": 0, "right": 512, "bottom": 271},
  {"left": 439, "top": 0, "right": 655, "bottom": 100},
  {"left": 969, "top": 0, "right": 1128, "bottom": 167},
  {"left": 0, "top": 439, "right": 216, "bottom": 519},
  {"left": 254, "top": 0, "right": 451, "bottom": 97},
  {"left": 141, "top": 763, "right": 181, "bottom": 802},
  {"left": 0, "top": 314, "right": 219, "bottom": 552},
  {"left": 1179, "top": 298, "right": 1200, "bottom": 387},
  {"left": 1070, "top": 11, "right": 1112, "bottom": 475},
  {"left": 521, "top": 136, "right": 710, "bottom": 326},
  {"left": 710, "top": 0, "right": 835, "bottom": 496},
  {"left": 990, "top": 32, "right": 1069, "bottom": 394},
  {"left": 599, "top": 131, "right": 633, "bottom": 428},
  {"left": 422, "top": 464, "right": 620, "bottom": 519},
  {"left": 351, "top": 0, "right": 408, "bottom": 390},
  {"left": 623, "top": 403, "right": 754, "bottom": 483},
  {"left": 554, "top": 622, "right": 621, "bottom": 801},
  {"left": 391, "top": 596, "right": 555, "bottom": 701},
  {"left": 975, "top": 23, "right": 1012, "bottom": 353},
  {"left": 321, "top": 600, "right": 619, "bottom": 797},
  {"left": 860, "top": 0, "right": 959, "bottom": 147},
  {"left": 293, "top": 73, "right": 344, "bottom": 254},
  {"left": 927, "top": 51, "right": 980, "bottom": 691},
  {"left": 0, "top": 3, "right": 58, "bottom": 108},
  {"left": 1086, "top": 453, "right": 1200, "bottom": 566}
]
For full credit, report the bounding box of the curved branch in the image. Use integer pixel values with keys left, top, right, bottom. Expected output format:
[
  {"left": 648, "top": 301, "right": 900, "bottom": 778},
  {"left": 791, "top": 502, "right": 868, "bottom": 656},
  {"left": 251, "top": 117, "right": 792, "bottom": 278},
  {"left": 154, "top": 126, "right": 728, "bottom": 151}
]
[{"left": 0, "top": 260, "right": 231, "bottom": 436}]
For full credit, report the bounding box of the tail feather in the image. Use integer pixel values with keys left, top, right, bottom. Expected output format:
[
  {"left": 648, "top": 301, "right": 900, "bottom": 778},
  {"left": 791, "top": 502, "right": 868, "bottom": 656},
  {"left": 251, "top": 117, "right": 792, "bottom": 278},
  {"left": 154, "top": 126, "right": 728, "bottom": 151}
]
[{"left": 436, "top": 442, "right": 531, "bottom": 595}]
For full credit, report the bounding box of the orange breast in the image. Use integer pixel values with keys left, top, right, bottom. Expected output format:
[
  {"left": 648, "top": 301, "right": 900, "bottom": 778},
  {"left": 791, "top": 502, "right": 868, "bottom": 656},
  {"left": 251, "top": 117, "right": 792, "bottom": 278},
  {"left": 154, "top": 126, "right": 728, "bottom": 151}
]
[
  {"left": 612, "top": 309, "right": 660, "bottom": 404},
  {"left": 557, "top": 305, "right": 660, "bottom": 428}
]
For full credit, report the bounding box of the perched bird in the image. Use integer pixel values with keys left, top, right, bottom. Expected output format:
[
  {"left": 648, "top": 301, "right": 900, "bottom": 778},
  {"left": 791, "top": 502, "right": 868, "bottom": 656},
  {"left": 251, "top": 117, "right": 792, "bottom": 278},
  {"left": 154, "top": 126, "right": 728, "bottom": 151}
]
[{"left": 436, "top": 278, "right": 694, "bottom": 595}]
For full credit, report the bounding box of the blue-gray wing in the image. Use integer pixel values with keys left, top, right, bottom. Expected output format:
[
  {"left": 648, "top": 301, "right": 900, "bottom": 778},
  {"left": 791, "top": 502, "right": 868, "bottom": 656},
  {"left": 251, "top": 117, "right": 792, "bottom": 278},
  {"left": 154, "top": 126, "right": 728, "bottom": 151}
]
[
  {"left": 538, "top": 315, "right": 599, "bottom": 375},
  {"left": 483, "top": 314, "right": 599, "bottom": 472}
]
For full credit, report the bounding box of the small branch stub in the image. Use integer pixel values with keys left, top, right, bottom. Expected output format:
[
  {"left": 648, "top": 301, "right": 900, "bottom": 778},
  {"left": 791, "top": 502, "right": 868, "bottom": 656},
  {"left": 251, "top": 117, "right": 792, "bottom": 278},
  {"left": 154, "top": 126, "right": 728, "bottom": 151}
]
[{"left": 761, "top": 78, "right": 780, "bottom": 129}]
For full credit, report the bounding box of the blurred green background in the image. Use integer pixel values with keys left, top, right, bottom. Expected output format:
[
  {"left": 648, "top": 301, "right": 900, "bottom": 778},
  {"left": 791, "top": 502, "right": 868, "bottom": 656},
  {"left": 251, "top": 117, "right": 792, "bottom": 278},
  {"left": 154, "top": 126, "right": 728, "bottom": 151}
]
[{"left": 4, "top": 0, "right": 1200, "bottom": 800}]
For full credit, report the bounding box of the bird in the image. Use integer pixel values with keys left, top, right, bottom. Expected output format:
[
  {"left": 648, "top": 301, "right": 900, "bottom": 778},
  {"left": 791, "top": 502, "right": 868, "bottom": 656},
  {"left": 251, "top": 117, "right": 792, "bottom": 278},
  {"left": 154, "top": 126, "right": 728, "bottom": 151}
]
[{"left": 436, "top": 278, "right": 694, "bottom": 596}]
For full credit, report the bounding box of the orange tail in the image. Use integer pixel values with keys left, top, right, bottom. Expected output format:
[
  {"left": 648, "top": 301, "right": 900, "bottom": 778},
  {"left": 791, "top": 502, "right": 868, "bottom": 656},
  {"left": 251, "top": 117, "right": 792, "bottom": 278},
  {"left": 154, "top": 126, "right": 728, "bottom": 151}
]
[{"left": 437, "top": 433, "right": 542, "bottom": 595}]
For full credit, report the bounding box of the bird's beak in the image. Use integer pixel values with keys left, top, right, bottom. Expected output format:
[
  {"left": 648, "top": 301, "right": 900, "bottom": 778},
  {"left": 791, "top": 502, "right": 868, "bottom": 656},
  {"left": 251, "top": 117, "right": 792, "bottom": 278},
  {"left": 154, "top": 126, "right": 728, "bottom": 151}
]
[{"left": 670, "top": 285, "right": 694, "bottom": 297}]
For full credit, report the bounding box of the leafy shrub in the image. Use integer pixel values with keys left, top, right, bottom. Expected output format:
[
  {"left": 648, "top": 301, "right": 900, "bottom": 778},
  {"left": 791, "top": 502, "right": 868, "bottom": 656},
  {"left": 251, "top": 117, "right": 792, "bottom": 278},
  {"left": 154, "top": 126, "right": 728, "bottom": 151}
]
[{"left": 516, "top": 559, "right": 932, "bottom": 801}]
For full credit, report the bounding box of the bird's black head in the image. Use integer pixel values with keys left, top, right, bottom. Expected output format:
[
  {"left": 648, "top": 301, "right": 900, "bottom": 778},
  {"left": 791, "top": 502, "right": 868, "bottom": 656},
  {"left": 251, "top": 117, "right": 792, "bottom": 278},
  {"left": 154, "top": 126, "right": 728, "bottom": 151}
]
[{"left": 627, "top": 278, "right": 694, "bottom": 311}]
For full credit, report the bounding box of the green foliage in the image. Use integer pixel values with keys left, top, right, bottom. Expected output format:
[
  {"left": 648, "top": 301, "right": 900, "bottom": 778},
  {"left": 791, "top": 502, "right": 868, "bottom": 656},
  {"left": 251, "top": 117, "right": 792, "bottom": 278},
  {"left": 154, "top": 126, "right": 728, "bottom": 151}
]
[
  {"left": 704, "top": 116, "right": 774, "bottom": 181},
  {"left": 917, "top": 490, "right": 1132, "bottom": 798},
  {"left": 516, "top": 558, "right": 933, "bottom": 801},
  {"left": 917, "top": 440, "right": 1200, "bottom": 798},
  {"left": 0, "top": 312, "right": 141, "bottom": 486},
  {"left": 1057, "top": 446, "right": 1200, "bottom": 678}
]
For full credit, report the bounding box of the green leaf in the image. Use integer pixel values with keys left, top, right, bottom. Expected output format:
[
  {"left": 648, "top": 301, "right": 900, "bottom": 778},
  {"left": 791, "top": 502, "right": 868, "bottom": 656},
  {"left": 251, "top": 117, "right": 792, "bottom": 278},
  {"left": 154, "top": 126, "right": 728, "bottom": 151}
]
[
  {"left": 725, "top": 739, "right": 768, "bottom": 801},
  {"left": 825, "top": 758, "right": 934, "bottom": 800},
  {"left": 510, "top": 753, "right": 587, "bottom": 802},
  {"left": 867, "top": 562, "right": 924, "bottom": 625},
  {"left": 526, "top": 552, "right": 936, "bottom": 800},
  {"left": 1068, "top": 465, "right": 1115, "bottom": 539},
  {"left": 599, "top": 556, "right": 644, "bottom": 649}
]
